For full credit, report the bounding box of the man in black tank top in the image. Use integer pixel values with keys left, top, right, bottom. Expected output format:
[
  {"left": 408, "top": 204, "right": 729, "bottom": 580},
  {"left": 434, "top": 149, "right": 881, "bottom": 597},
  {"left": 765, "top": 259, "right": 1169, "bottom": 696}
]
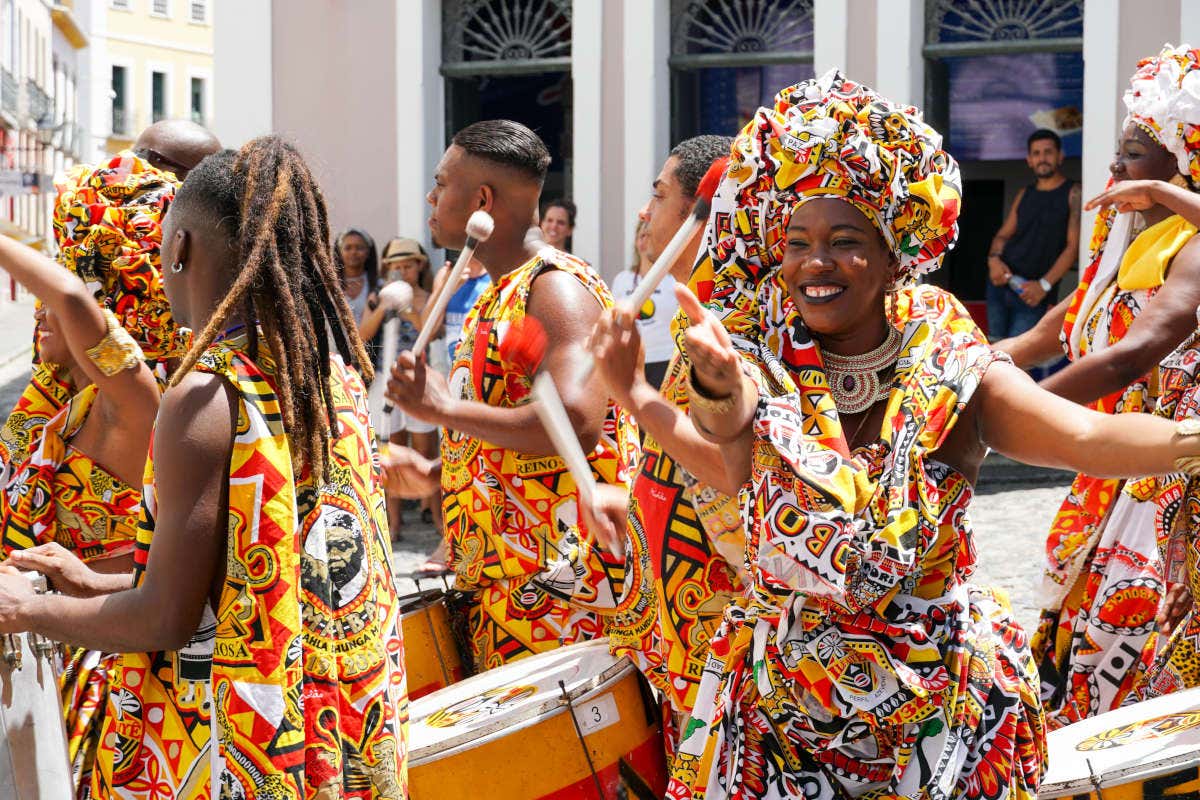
[{"left": 987, "top": 129, "right": 1081, "bottom": 343}]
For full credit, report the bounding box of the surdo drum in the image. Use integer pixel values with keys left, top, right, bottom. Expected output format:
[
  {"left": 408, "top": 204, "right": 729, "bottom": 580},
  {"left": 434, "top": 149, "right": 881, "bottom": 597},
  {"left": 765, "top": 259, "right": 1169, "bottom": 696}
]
[
  {"left": 407, "top": 640, "right": 667, "bottom": 799},
  {"left": 1040, "top": 685, "right": 1200, "bottom": 798}
]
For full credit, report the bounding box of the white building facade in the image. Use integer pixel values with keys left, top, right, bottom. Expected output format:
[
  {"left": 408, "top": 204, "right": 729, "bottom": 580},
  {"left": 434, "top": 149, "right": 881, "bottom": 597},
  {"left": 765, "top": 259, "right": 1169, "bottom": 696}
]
[{"left": 214, "top": 0, "right": 1200, "bottom": 298}]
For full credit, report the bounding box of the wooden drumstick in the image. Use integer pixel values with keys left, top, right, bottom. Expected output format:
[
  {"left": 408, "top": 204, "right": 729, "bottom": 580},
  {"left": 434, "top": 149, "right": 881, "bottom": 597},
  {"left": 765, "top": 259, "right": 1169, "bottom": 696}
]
[
  {"left": 411, "top": 210, "right": 494, "bottom": 357},
  {"left": 375, "top": 281, "right": 414, "bottom": 428},
  {"left": 531, "top": 373, "right": 597, "bottom": 509}
]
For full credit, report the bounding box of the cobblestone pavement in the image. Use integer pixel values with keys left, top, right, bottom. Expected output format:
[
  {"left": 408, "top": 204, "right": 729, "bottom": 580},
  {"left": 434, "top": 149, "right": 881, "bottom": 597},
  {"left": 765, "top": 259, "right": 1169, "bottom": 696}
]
[{"left": 0, "top": 361, "right": 1072, "bottom": 633}]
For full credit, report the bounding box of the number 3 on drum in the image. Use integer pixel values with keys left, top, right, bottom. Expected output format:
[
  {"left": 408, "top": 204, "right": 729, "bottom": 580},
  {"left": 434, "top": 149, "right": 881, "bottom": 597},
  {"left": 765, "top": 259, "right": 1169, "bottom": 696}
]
[{"left": 573, "top": 693, "right": 620, "bottom": 735}]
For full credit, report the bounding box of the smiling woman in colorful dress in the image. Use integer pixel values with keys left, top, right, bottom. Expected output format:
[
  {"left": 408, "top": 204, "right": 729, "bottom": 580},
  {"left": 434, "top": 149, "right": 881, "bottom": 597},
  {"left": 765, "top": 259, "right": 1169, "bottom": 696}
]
[{"left": 664, "top": 70, "right": 1200, "bottom": 800}]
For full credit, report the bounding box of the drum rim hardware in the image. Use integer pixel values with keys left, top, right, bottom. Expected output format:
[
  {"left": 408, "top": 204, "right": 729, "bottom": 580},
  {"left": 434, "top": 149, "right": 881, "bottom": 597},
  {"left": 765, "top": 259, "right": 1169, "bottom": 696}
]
[
  {"left": 407, "top": 643, "right": 633, "bottom": 766},
  {"left": 559, "top": 678, "right": 607, "bottom": 800}
]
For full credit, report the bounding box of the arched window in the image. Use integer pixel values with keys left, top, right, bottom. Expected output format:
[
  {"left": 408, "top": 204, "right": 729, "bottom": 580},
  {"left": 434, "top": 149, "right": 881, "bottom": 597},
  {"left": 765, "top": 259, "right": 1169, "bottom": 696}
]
[
  {"left": 442, "top": 0, "right": 573, "bottom": 198},
  {"left": 670, "top": 0, "right": 814, "bottom": 141}
]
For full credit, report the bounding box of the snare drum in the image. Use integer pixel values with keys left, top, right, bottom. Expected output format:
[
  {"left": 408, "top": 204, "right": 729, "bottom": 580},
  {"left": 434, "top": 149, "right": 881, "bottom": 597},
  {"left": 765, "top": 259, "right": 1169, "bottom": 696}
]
[
  {"left": 399, "top": 589, "right": 467, "bottom": 699},
  {"left": 408, "top": 640, "right": 667, "bottom": 799},
  {"left": 0, "top": 574, "right": 72, "bottom": 800},
  {"left": 1040, "top": 685, "right": 1200, "bottom": 797}
]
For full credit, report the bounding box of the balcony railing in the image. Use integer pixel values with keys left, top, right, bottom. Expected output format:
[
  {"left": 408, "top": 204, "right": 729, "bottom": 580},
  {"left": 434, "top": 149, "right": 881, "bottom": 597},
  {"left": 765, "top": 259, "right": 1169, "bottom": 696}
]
[
  {"left": 0, "top": 69, "right": 18, "bottom": 119},
  {"left": 26, "top": 80, "right": 51, "bottom": 125}
]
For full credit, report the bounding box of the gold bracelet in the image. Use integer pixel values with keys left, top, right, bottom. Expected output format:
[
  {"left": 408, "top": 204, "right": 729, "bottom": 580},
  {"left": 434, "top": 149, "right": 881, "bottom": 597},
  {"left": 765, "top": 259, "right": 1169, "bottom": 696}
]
[
  {"left": 686, "top": 367, "right": 738, "bottom": 415},
  {"left": 86, "top": 308, "right": 144, "bottom": 376},
  {"left": 1174, "top": 417, "right": 1200, "bottom": 475}
]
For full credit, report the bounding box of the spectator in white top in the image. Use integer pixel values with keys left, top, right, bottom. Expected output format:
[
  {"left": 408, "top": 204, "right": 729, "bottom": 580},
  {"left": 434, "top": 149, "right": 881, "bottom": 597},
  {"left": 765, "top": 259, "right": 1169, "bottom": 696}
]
[
  {"left": 608, "top": 219, "right": 679, "bottom": 388},
  {"left": 539, "top": 197, "right": 576, "bottom": 253}
]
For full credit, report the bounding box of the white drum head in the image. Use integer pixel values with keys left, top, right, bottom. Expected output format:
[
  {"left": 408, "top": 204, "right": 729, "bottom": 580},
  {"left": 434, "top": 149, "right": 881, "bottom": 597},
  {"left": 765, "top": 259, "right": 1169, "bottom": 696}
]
[
  {"left": 1041, "top": 686, "right": 1200, "bottom": 796},
  {"left": 408, "top": 640, "right": 629, "bottom": 764}
]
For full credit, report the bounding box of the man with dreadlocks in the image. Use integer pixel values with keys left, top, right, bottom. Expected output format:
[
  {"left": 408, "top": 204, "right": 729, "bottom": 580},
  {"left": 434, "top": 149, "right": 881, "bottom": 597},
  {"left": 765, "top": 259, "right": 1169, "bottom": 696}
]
[
  {"left": 0, "top": 137, "right": 407, "bottom": 799},
  {"left": 386, "top": 119, "right": 638, "bottom": 671}
]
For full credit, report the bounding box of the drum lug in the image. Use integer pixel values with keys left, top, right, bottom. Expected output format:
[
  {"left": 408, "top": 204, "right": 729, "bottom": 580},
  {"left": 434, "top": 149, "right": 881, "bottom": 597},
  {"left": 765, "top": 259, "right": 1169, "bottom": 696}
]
[
  {"left": 1, "top": 634, "right": 22, "bottom": 670},
  {"left": 30, "top": 634, "right": 53, "bottom": 659}
]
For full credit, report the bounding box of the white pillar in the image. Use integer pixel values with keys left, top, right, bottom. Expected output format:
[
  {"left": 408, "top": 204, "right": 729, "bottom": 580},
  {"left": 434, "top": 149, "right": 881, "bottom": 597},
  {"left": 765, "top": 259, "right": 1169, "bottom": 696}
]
[
  {"left": 873, "top": 0, "right": 923, "bottom": 106},
  {"left": 1081, "top": 0, "right": 1122, "bottom": 264},
  {"left": 572, "top": 0, "right": 626, "bottom": 278},
  {"left": 621, "top": 0, "right": 668, "bottom": 273},
  {"left": 212, "top": 0, "right": 273, "bottom": 147},
  {"left": 1181, "top": 1, "right": 1200, "bottom": 45},
  {"left": 395, "top": 0, "right": 443, "bottom": 251},
  {"left": 814, "top": 0, "right": 849, "bottom": 76}
]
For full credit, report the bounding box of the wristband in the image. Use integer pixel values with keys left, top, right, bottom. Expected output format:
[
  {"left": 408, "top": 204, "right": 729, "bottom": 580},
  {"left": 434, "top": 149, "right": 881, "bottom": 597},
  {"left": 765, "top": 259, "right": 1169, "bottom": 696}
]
[{"left": 1038, "top": 278, "right": 1053, "bottom": 292}]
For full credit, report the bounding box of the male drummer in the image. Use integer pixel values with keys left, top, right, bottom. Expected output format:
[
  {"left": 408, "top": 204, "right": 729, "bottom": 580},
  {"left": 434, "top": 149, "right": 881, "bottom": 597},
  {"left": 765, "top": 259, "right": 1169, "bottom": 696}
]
[
  {"left": 586, "top": 136, "right": 747, "bottom": 729},
  {"left": 385, "top": 119, "right": 637, "bottom": 672}
]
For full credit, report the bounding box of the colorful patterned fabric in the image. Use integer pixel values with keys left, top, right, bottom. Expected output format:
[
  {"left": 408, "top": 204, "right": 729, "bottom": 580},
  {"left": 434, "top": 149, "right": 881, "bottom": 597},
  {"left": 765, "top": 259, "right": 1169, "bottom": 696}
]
[
  {"left": 1123, "top": 44, "right": 1200, "bottom": 187},
  {"left": 1032, "top": 214, "right": 1196, "bottom": 728},
  {"left": 1130, "top": 323, "right": 1200, "bottom": 699},
  {"left": 52, "top": 151, "right": 182, "bottom": 361},
  {"left": 93, "top": 338, "right": 407, "bottom": 799},
  {"left": 0, "top": 362, "right": 73, "bottom": 484},
  {"left": 0, "top": 383, "right": 142, "bottom": 797},
  {"left": 440, "top": 248, "right": 638, "bottom": 671},
  {"left": 608, "top": 348, "right": 748, "bottom": 718},
  {"left": 669, "top": 284, "right": 1044, "bottom": 800}
]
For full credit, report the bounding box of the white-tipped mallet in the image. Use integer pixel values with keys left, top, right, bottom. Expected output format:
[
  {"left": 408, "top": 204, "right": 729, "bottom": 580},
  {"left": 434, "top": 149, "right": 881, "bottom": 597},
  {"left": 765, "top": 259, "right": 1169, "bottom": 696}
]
[
  {"left": 411, "top": 209, "right": 494, "bottom": 357},
  {"left": 531, "top": 372, "right": 598, "bottom": 509},
  {"left": 374, "top": 281, "right": 414, "bottom": 427}
]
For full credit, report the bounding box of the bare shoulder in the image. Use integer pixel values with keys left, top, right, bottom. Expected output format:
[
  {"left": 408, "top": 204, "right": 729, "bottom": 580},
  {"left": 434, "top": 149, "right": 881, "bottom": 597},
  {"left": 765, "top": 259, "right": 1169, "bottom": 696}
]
[
  {"left": 527, "top": 267, "right": 602, "bottom": 323},
  {"left": 156, "top": 370, "right": 237, "bottom": 451}
]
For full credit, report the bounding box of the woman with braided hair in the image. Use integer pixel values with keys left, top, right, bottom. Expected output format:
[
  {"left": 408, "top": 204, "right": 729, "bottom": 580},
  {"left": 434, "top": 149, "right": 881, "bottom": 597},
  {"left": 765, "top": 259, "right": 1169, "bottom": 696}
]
[{"left": 0, "top": 136, "right": 407, "bottom": 799}]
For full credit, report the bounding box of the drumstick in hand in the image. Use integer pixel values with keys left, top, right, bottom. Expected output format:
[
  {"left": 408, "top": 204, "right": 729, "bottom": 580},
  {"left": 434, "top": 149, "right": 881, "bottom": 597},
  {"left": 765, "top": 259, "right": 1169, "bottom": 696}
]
[
  {"left": 577, "top": 157, "right": 728, "bottom": 384},
  {"left": 501, "top": 317, "right": 596, "bottom": 507},
  {"left": 531, "top": 373, "right": 598, "bottom": 509},
  {"left": 411, "top": 210, "right": 494, "bottom": 357}
]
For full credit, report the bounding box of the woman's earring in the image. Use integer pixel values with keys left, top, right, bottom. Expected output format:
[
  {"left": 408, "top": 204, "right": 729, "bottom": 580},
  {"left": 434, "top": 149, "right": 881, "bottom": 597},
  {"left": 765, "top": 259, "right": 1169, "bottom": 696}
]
[{"left": 171, "top": 261, "right": 184, "bottom": 274}]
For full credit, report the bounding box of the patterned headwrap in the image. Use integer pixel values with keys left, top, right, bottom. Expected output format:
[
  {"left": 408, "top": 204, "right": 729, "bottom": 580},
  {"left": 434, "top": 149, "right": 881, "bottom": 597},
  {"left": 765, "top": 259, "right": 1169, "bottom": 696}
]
[
  {"left": 51, "top": 151, "right": 183, "bottom": 361},
  {"left": 1124, "top": 43, "right": 1200, "bottom": 185},
  {"left": 691, "top": 69, "right": 961, "bottom": 337}
]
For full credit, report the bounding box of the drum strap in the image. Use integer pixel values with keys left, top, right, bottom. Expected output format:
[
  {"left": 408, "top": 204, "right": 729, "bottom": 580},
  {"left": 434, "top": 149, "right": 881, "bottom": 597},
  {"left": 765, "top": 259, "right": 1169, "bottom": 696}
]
[{"left": 444, "top": 589, "right": 478, "bottom": 677}]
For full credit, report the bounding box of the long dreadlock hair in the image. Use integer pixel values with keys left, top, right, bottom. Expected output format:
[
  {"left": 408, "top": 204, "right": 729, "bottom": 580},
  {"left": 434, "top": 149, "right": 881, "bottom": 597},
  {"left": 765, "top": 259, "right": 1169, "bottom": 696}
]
[{"left": 168, "top": 136, "right": 372, "bottom": 479}]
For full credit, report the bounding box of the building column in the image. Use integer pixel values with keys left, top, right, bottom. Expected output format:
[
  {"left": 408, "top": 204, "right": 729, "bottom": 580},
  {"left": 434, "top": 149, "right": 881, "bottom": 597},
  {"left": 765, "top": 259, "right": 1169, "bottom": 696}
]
[
  {"left": 394, "top": 0, "right": 443, "bottom": 250},
  {"left": 572, "top": 0, "right": 625, "bottom": 278},
  {"left": 1183, "top": 2, "right": 1200, "bottom": 44},
  {"left": 621, "top": 0, "right": 668, "bottom": 274},
  {"left": 873, "top": 0, "right": 922, "bottom": 106},
  {"left": 813, "top": 0, "right": 849, "bottom": 76},
  {"left": 1081, "top": 0, "right": 1121, "bottom": 240},
  {"left": 212, "top": 0, "right": 273, "bottom": 147}
]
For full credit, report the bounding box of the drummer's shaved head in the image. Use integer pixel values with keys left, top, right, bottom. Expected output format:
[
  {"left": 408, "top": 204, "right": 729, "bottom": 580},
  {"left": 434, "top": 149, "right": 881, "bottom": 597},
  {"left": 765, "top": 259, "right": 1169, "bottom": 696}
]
[{"left": 133, "top": 119, "right": 221, "bottom": 180}]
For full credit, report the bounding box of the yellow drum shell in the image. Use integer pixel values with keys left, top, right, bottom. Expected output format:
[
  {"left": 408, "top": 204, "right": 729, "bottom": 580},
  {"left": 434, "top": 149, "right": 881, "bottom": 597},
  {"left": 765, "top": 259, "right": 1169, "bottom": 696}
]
[
  {"left": 399, "top": 590, "right": 465, "bottom": 700},
  {"left": 408, "top": 641, "right": 667, "bottom": 799}
]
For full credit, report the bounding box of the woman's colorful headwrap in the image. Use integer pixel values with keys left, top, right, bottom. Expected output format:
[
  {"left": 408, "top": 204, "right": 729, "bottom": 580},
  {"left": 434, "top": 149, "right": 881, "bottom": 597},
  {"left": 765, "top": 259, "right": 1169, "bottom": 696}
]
[
  {"left": 1124, "top": 43, "right": 1200, "bottom": 186},
  {"left": 51, "top": 152, "right": 183, "bottom": 361},
  {"left": 691, "top": 69, "right": 961, "bottom": 337}
]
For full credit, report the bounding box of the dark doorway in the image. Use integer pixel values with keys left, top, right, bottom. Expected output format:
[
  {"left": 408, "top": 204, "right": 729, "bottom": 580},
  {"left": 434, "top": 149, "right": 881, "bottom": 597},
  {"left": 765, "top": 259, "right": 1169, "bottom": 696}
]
[{"left": 446, "top": 71, "right": 572, "bottom": 201}]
